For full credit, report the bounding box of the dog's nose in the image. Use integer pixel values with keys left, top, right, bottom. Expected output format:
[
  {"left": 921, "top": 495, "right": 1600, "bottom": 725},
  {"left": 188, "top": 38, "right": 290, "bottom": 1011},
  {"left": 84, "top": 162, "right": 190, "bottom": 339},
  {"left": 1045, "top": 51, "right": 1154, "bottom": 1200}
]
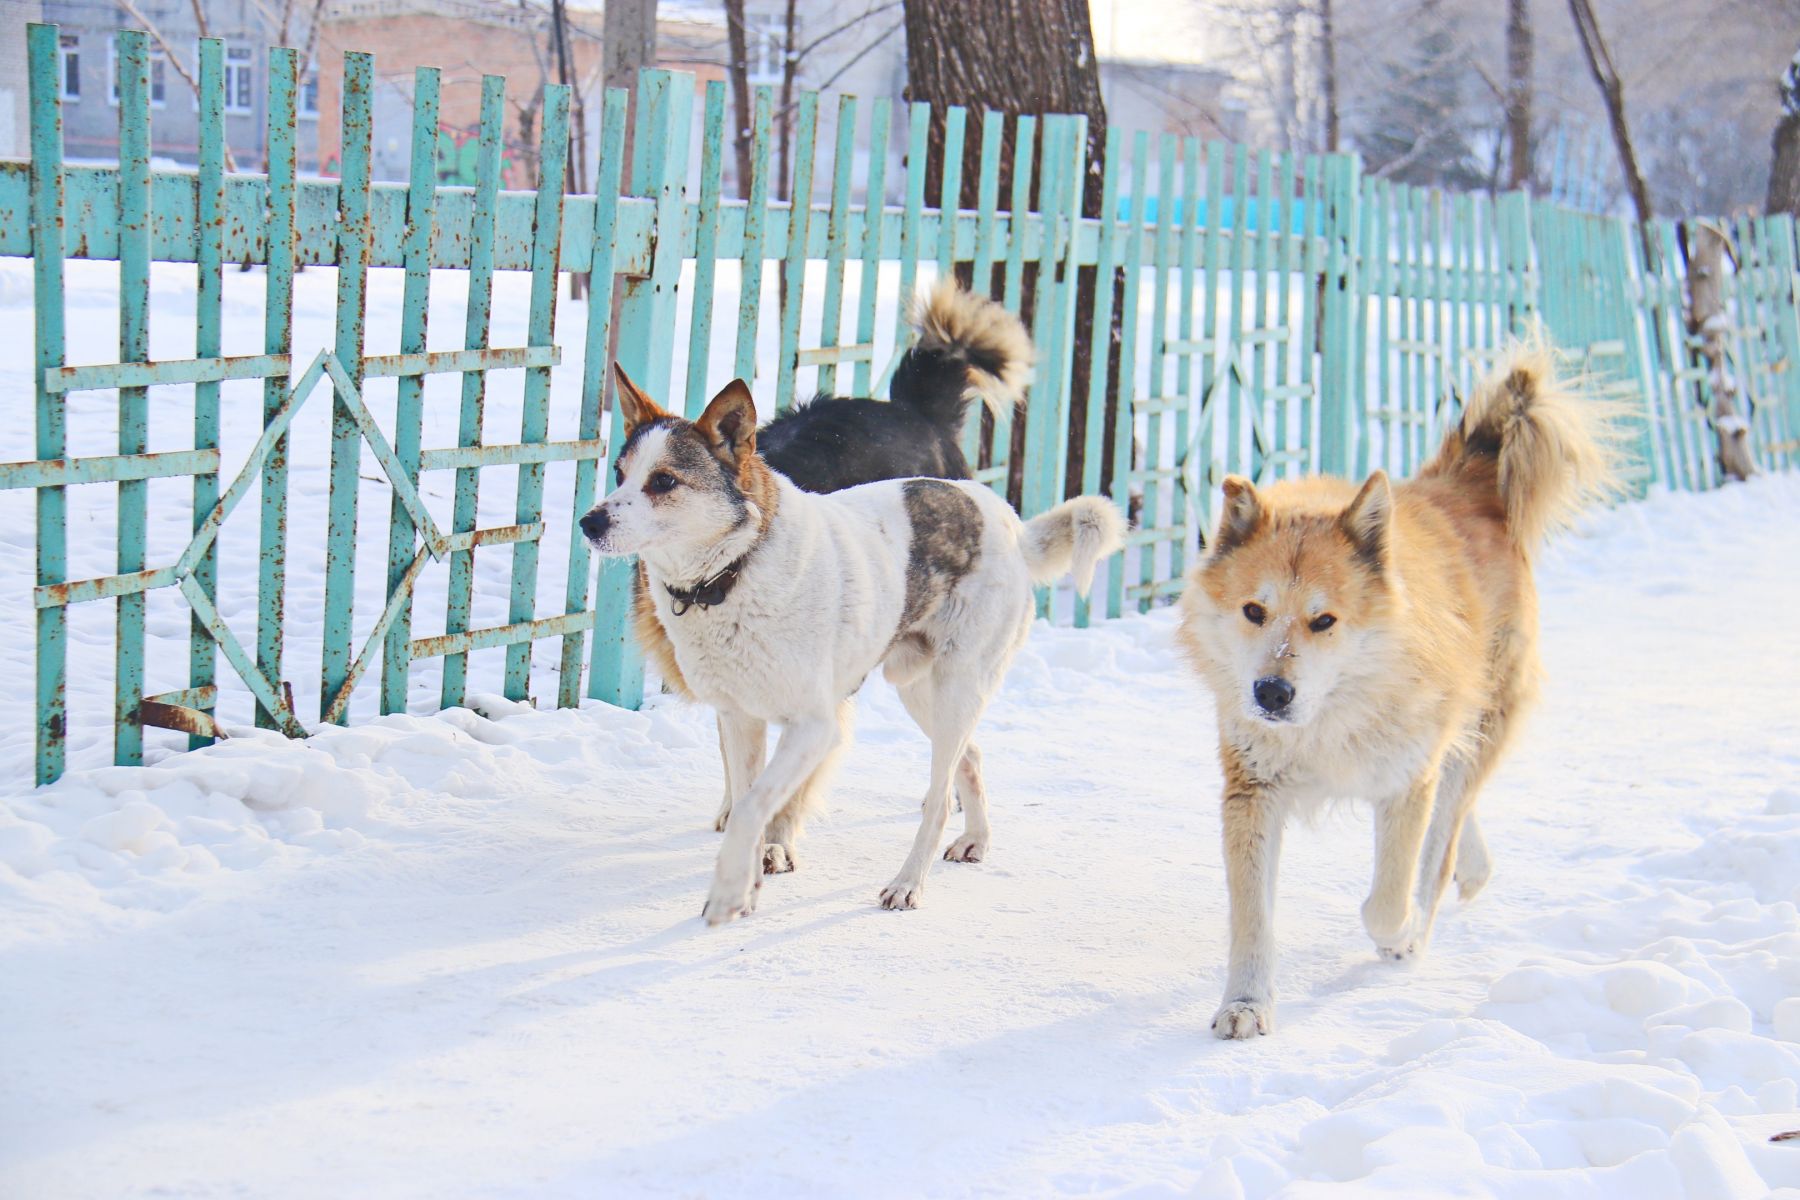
[
  {"left": 1253, "top": 676, "right": 1294, "bottom": 715},
  {"left": 579, "top": 507, "right": 609, "bottom": 542}
]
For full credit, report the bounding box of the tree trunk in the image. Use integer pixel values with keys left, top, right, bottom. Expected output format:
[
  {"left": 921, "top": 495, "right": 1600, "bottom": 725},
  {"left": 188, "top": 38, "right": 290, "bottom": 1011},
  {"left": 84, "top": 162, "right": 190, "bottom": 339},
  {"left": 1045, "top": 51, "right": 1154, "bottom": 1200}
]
[
  {"left": 775, "top": 0, "right": 799, "bottom": 203},
  {"left": 723, "top": 0, "right": 754, "bottom": 198},
  {"left": 603, "top": 0, "right": 658, "bottom": 183},
  {"left": 901, "top": 0, "right": 1114, "bottom": 505},
  {"left": 1504, "top": 0, "right": 1532, "bottom": 190},
  {"left": 1682, "top": 221, "right": 1757, "bottom": 481},
  {"left": 551, "top": 0, "right": 589, "bottom": 298},
  {"left": 1320, "top": 0, "right": 1339, "bottom": 153},
  {"left": 1765, "top": 49, "right": 1800, "bottom": 216},
  {"left": 1566, "top": 0, "right": 1652, "bottom": 226}
]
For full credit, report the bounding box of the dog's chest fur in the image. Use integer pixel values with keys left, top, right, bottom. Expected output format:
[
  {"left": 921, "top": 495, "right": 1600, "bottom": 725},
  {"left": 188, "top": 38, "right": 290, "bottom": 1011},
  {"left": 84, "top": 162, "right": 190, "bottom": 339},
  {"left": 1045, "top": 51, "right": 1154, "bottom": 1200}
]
[{"left": 650, "top": 478, "right": 988, "bottom": 721}]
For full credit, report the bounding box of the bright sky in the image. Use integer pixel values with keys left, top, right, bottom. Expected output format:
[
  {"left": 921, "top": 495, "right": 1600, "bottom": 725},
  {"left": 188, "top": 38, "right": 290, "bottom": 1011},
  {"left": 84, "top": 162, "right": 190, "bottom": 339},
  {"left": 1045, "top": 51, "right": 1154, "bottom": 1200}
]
[{"left": 1089, "top": 0, "right": 1213, "bottom": 65}]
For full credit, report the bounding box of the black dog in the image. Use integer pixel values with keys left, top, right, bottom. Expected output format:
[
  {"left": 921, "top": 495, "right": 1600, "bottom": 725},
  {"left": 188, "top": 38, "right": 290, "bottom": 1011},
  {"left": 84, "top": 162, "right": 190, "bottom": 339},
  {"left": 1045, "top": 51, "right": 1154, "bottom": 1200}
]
[{"left": 756, "top": 280, "right": 1031, "bottom": 493}]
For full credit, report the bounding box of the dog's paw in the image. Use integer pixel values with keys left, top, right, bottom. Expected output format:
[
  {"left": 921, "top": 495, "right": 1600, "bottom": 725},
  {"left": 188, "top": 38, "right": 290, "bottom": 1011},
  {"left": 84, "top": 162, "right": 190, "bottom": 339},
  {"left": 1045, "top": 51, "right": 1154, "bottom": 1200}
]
[
  {"left": 701, "top": 873, "right": 759, "bottom": 927},
  {"left": 762, "top": 842, "right": 797, "bottom": 874},
  {"left": 1361, "top": 894, "right": 1416, "bottom": 950},
  {"left": 942, "top": 834, "right": 987, "bottom": 863},
  {"left": 1376, "top": 937, "right": 1421, "bottom": 962},
  {"left": 1212, "top": 998, "right": 1273, "bottom": 1039},
  {"left": 713, "top": 801, "right": 732, "bottom": 833},
  {"left": 1454, "top": 863, "right": 1491, "bottom": 902},
  {"left": 879, "top": 878, "right": 925, "bottom": 910}
]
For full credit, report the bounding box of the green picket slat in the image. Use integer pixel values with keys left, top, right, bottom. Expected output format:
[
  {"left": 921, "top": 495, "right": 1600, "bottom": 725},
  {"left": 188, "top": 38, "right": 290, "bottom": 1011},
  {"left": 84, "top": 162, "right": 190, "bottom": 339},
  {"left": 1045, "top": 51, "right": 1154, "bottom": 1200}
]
[
  {"left": 440, "top": 75, "right": 506, "bottom": 710},
  {"left": 733, "top": 87, "right": 774, "bottom": 385},
  {"left": 1107, "top": 131, "right": 1150, "bottom": 620},
  {"left": 685, "top": 80, "right": 728, "bottom": 416},
  {"left": 114, "top": 29, "right": 151, "bottom": 766},
  {"left": 256, "top": 48, "right": 299, "bottom": 731},
  {"left": 817, "top": 94, "right": 858, "bottom": 398},
  {"left": 189, "top": 39, "right": 225, "bottom": 749},
  {"left": 501, "top": 84, "right": 570, "bottom": 702},
  {"left": 851, "top": 97, "right": 890, "bottom": 399},
  {"left": 590, "top": 69, "right": 692, "bottom": 708},
  {"left": 558, "top": 86, "right": 631, "bottom": 709},
  {"left": 936, "top": 105, "right": 967, "bottom": 277},
  {"left": 774, "top": 91, "right": 818, "bottom": 413},
  {"left": 378, "top": 68, "right": 441, "bottom": 716},
  {"left": 27, "top": 24, "right": 68, "bottom": 784},
  {"left": 320, "top": 50, "right": 375, "bottom": 723}
]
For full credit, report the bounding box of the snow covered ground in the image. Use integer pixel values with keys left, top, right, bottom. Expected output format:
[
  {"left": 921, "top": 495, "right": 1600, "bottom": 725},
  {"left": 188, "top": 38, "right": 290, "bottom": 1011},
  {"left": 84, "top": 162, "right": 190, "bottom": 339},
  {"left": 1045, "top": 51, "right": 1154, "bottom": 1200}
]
[{"left": 3, "top": 455, "right": 1799, "bottom": 1195}]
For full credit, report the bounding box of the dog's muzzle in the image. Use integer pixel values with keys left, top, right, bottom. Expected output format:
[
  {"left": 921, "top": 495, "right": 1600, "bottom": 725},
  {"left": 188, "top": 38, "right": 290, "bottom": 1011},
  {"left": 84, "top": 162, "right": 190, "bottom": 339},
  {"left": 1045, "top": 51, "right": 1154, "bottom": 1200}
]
[
  {"left": 579, "top": 506, "right": 610, "bottom": 546},
  {"left": 1252, "top": 675, "right": 1295, "bottom": 718}
]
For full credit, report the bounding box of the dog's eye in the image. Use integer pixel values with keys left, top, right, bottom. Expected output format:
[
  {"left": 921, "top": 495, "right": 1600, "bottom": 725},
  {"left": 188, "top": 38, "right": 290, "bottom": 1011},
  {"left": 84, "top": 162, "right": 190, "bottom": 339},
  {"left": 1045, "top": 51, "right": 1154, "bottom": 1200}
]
[
  {"left": 613, "top": 461, "right": 625, "bottom": 485},
  {"left": 1309, "top": 613, "right": 1337, "bottom": 633},
  {"left": 646, "top": 471, "right": 678, "bottom": 495},
  {"left": 1242, "top": 602, "right": 1266, "bottom": 626}
]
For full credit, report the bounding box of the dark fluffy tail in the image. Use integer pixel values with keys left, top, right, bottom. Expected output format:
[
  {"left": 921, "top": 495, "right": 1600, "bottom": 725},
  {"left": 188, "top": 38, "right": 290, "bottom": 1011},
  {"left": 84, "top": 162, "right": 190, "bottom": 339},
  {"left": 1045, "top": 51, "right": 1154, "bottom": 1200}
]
[
  {"left": 1425, "top": 333, "right": 1623, "bottom": 551},
  {"left": 888, "top": 280, "right": 1033, "bottom": 432}
]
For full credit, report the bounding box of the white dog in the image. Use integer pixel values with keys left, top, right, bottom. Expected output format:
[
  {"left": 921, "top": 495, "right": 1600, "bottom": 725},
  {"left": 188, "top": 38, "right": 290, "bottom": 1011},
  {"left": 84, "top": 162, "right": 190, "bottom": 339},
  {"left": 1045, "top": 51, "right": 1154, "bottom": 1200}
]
[{"left": 582, "top": 366, "right": 1125, "bottom": 925}]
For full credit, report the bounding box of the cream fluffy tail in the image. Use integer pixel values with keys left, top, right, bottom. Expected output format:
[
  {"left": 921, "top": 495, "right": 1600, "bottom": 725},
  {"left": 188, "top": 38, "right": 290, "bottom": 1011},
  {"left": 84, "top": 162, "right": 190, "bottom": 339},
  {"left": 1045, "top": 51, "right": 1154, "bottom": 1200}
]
[
  {"left": 1430, "top": 334, "right": 1624, "bottom": 551},
  {"left": 1020, "top": 497, "right": 1128, "bottom": 598}
]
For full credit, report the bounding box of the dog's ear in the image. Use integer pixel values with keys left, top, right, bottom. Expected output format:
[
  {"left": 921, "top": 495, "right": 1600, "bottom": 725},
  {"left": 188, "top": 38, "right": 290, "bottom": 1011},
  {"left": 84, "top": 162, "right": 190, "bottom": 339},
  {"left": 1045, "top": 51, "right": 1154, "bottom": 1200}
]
[
  {"left": 1214, "top": 475, "right": 1263, "bottom": 553},
  {"left": 1339, "top": 470, "right": 1393, "bottom": 570},
  {"left": 612, "top": 364, "right": 672, "bottom": 434},
  {"left": 696, "top": 379, "right": 758, "bottom": 469}
]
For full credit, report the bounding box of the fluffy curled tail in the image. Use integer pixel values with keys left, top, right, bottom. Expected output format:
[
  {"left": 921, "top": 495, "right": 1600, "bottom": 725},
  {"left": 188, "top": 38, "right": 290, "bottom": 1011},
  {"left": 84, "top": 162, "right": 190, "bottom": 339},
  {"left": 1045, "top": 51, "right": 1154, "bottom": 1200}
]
[
  {"left": 1020, "top": 497, "right": 1128, "bottom": 598},
  {"left": 889, "top": 280, "right": 1034, "bottom": 431},
  {"left": 1426, "top": 334, "right": 1623, "bottom": 551}
]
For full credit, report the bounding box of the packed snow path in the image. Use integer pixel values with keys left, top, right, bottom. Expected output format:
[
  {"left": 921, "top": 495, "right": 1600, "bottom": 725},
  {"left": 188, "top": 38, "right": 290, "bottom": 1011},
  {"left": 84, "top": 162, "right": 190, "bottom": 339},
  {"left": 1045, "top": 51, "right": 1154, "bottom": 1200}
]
[{"left": 4, "top": 476, "right": 1799, "bottom": 1198}]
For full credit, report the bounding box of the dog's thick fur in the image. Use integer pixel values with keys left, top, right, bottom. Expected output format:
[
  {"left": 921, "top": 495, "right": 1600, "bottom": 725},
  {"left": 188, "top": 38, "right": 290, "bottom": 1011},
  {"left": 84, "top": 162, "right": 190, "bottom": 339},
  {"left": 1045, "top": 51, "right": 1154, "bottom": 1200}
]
[
  {"left": 1177, "top": 340, "right": 1619, "bottom": 1039},
  {"left": 585, "top": 368, "right": 1124, "bottom": 925}
]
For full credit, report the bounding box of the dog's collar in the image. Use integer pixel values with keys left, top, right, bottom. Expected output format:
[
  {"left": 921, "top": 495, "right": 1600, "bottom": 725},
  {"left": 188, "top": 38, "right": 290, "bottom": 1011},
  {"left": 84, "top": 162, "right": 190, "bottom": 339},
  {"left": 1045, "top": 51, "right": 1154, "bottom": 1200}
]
[{"left": 664, "top": 556, "right": 748, "bottom": 616}]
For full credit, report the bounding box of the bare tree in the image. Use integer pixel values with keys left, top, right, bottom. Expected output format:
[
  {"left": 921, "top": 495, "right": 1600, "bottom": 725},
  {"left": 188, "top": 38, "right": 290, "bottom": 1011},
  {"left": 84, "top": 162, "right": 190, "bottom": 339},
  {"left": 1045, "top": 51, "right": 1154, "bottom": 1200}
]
[
  {"left": 551, "top": 0, "right": 591, "bottom": 298},
  {"left": 1681, "top": 221, "right": 1757, "bottom": 480},
  {"left": 1505, "top": 0, "right": 1532, "bottom": 190},
  {"left": 604, "top": 0, "right": 658, "bottom": 179},
  {"left": 1566, "top": 0, "right": 1653, "bottom": 224},
  {"left": 721, "top": 1, "right": 903, "bottom": 201},
  {"left": 901, "top": 0, "right": 1114, "bottom": 501},
  {"left": 1320, "top": 0, "right": 1339, "bottom": 151},
  {"left": 1767, "top": 48, "right": 1800, "bottom": 215},
  {"left": 723, "top": 0, "right": 754, "bottom": 196}
]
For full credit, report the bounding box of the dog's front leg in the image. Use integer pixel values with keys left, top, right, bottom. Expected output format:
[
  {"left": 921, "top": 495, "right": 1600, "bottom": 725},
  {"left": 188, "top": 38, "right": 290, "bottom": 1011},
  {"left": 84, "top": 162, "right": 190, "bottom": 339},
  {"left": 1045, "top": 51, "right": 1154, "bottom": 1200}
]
[
  {"left": 1213, "top": 775, "right": 1284, "bottom": 1039},
  {"left": 703, "top": 713, "right": 840, "bottom": 926},
  {"left": 714, "top": 712, "right": 767, "bottom": 832},
  {"left": 1363, "top": 765, "right": 1439, "bottom": 959}
]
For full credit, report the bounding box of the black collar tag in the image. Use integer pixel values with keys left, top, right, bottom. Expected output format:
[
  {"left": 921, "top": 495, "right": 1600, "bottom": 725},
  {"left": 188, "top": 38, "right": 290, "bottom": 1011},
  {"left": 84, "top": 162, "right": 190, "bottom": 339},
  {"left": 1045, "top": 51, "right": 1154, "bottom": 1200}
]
[{"left": 665, "top": 559, "right": 745, "bottom": 616}]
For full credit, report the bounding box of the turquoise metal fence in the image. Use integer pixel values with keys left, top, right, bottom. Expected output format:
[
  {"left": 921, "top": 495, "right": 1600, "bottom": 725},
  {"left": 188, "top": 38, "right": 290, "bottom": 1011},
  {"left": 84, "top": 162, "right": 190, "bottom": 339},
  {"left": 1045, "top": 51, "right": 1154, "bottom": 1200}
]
[{"left": 2, "top": 25, "right": 1798, "bottom": 785}]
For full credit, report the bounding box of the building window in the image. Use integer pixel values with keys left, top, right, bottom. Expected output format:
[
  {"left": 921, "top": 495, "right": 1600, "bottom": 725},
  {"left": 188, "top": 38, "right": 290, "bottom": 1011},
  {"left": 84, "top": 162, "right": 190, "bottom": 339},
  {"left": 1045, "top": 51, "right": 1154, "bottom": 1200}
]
[
  {"left": 224, "top": 45, "right": 254, "bottom": 113},
  {"left": 58, "top": 34, "right": 80, "bottom": 101},
  {"left": 109, "top": 37, "right": 168, "bottom": 108},
  {"left": 299, "top": 63, "right": 319, "bottom": 119},
  {"left": 744, "top": 11, "right": 791, "bottom": 85}
]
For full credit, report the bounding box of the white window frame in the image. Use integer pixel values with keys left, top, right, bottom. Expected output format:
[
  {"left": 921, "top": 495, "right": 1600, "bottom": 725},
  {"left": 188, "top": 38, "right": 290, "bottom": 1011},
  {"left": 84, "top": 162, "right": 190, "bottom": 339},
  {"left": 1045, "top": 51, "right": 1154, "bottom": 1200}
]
[
  {"left": 223, "top": 44, "right": 255, "bottom": 114},
  {"left": 108, "top": 36, "right": 169, "bottom": 109},
  {"left": 58, "top": 33, "right": 81, "bottom": 102},
  {"left": 744, "top": 11, "right": 790, "bottom": 86}
]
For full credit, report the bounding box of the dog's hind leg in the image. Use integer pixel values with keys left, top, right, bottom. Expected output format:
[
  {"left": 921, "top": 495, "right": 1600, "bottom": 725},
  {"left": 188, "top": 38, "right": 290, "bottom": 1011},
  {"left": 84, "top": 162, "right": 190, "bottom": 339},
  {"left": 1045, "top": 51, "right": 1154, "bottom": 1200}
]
[
  {"left": 1454, "top": 814, "right": 1492, "bottom": 900},
  {"left": 716, "top": 712, "right": 767, "bottom": 832},
  {"left": 761, "top": 699, "right": 854, "bottom": 874},
  {"left": 1364, "top": 765, "right": 1438, "bottom": 960},
  {"left": 880, "top": 668, "right": 986, "bottom": 910},
  {"left": 942, "top": 741, "right": 990, "bottom": 863}
]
